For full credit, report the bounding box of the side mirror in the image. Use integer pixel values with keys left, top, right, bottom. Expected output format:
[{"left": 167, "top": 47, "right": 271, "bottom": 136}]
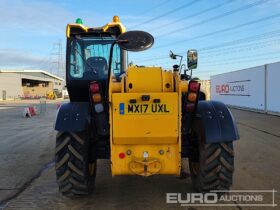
[
  {"left": 117, "top": 31, "right": 154, "bottom": 52},
  {"left": 187, "top": 49, "right": 198, "bottom": 69}
]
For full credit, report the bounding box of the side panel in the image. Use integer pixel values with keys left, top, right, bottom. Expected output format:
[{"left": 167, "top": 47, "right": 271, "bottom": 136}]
[
  {"left": 54, "top": 102, "right": 91, "bottom": 132},
  {"left": 196, "top": 100, "right": 239, "bottom": 143},
  {"left": 126, "top": 67, "right": 163, "bottom": 93}
]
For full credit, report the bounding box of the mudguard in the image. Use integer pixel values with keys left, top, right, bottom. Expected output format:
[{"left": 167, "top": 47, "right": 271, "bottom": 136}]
[
  {"left": 54, "top": 102, "right": 91, "bottom": 132},
  {"left": 196, "top": 100, "right": 239, "bottom": 143}
]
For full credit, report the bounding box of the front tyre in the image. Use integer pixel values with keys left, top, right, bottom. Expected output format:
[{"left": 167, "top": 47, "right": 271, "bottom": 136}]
[
  {"left": 189, "top": 118, "right": 234, "bottom": 192},
  {"left": 55, "top": 131, "right": 96, "bottom": 197}
]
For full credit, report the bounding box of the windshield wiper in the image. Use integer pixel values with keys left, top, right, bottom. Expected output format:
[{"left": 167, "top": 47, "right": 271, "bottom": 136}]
[{"left": 73, "top": 47, "right": 97, "bottom": 74}]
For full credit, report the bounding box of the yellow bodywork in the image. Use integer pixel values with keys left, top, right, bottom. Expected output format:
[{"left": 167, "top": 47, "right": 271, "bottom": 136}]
[
  {"left": 109, "top": 66, "right": 188, "bottom": 176},
  {"left": 66, "top": 16, "right": 191, "bottom": 177},
  {"left": 111, "top": 144, "right": 179, "bottom": 176},
  {"left": 112, "top": 92, "right": 178, "bottom": 145}
]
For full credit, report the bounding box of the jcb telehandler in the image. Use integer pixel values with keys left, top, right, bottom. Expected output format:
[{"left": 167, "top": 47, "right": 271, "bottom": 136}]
[{"left": 54, "top": 16, "right": 239, "bottom": 196}]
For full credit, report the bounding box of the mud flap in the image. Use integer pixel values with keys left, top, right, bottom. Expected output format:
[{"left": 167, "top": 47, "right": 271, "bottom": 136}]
[
  {"left": 196, "top": 100, "right": 239, "bottom": 143},
  {"left": 54, "top": 102, "right": 91, "bottom": 132}
]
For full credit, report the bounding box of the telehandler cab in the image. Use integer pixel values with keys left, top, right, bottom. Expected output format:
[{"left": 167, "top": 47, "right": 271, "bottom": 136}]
[{"left": 54, "top": 16, "right": 239, "bottom": 196}]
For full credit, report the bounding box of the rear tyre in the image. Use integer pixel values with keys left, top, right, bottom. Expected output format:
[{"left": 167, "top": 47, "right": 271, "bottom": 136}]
[
  {"left": 55, "top": 131, "right": 96, "bottom": 197},
  {"left": 189, "top": 118, "right": 234, "bottom": 192}
]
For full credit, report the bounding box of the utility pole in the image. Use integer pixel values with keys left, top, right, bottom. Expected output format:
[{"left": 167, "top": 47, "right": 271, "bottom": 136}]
[{"left": 51, "top": 41, "right": 64, "bottom": 78}]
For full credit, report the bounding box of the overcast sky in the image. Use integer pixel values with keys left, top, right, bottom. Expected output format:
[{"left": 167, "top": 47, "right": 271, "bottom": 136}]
[{"left": 1, "top": 0, "right": 280, "bottom": 79}]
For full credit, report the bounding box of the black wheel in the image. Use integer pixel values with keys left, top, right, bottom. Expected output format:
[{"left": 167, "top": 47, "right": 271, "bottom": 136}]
[
  {"left": 189, "top": 118, "right": 234, "bottom": 192},
  {"left": 55, "top": 131, "right": 96, "bottom": 197}
]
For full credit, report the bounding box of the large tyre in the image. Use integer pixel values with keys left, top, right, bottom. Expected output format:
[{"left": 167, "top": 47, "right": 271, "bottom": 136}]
[
  {"left": 55, "top": 131, "right": 96, "bottom": 197},
  {"left": 189, "top": 118, "right": 234, "bottom": 192}
]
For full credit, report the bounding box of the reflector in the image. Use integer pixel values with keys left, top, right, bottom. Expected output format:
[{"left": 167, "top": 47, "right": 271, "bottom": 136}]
[{"left": 119, "top": 153, "right": 125, "bottom": 159}]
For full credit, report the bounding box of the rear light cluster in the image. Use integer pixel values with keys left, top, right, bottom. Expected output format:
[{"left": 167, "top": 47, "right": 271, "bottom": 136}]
[
  {"left": 89, "top": 82, "right": 104, "bottom": 113},
  {"left": 185, "top": 81, "right": 200, "bottom": 112}
]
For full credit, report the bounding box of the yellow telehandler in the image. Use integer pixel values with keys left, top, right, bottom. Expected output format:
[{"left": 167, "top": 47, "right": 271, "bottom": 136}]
[{"left": 54, "top": 16, "right": 239, "bottom": 196}]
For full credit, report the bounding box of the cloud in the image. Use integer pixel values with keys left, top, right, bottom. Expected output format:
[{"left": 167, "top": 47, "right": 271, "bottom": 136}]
[
  {"left": 0, "top": 49, "right": 50, "bottom": 69},
  {"left": 0, "top": 0, "right": 71, "bottom": 69}
]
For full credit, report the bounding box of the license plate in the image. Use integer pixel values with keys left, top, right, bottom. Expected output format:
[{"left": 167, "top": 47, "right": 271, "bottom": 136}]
[{"left": 119, "top": 103, "right": 171, "bottom": 115}]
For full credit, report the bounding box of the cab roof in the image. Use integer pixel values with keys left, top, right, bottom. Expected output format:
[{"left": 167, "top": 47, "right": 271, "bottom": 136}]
[{"left": 66, "top": 16, "right": 126, "bottom": 38}]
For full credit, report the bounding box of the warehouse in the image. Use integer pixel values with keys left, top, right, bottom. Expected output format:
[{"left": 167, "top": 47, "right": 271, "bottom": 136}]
[{"left": 0, "top": 70, "right": 64, "bottom": 100}]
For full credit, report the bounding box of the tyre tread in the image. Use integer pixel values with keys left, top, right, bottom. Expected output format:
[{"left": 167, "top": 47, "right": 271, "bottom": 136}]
[{"left": 55, "top": 131, "right": 96, "bottom": 197}]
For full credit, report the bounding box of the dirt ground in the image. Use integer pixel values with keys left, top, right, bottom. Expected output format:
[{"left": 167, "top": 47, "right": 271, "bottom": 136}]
[{"left": 0, "top": 101, "right": 279, "bottom": 210}]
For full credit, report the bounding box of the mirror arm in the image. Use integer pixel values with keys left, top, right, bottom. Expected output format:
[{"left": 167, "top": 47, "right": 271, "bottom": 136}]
[
  {"left": 180, "top": 64, "right": 186, "bottom": 74},
  {"left": 106, "top": 41, "right": 118, "bottom": 101},
  {"left": 178, "top": 55, "right": 183, "bottom": 74}
]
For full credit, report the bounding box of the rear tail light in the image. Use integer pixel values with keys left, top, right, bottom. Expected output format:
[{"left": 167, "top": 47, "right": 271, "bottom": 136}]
[
  {"left": 188, "top": 93, "right": 197, "bottom": 102},
  {"left": 90, "top": 82, "right": 100, "bottom": 93},
  {"left": 92, "top": 93, "right": 102, "bottom": 103},
  {"left": 189, "top": 82, "right": 199, "bottom": 92}
]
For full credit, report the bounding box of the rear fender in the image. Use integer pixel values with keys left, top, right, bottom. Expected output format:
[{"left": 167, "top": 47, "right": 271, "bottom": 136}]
[
  {"left": 196, "top": 100, "right": 239, "bottom": 143},
  {"left": 54, "top": 102, "right": 91, "bottom": 132}
]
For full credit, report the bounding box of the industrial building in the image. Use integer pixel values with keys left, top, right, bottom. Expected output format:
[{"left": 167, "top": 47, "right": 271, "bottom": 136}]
[{"left": 0, "top": 70, "right": 64, "bottom": 100}]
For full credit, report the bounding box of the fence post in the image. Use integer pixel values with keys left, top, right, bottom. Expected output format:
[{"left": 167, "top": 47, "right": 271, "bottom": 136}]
[
  {"left": 264, "top": 64, "right": 268, "bottom": 114},
  {"left": 39, "top": 98, "right": 47, "bottom": 114}
]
